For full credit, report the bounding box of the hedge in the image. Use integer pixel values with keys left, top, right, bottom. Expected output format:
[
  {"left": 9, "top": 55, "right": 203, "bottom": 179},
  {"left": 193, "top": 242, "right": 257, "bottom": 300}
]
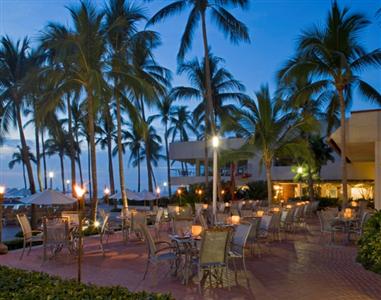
[
  {"left": 0, "top": 265, "right": 173, "bottom": 299},
  {"left": 357, "top": 211, "right": 381, "bottom": 274}
]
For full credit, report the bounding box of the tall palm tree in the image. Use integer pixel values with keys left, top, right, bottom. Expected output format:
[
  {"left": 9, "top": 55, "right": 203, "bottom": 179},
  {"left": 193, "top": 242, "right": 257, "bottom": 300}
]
[
  {"left": 150, "top": 93, "right": 175, "bottom": 196},
  {"left": 148, "top": 0, "right": 250, "bottom": 135},
  {"left": 237, "top": 85, "right": 311, "bottom": 205},
  {"left": 40, "top": 2, "right": 107, "bottom": 221},
  {"left": 278, "top": 2, "right": 381, "bottom": 205},
  {"left": 9, "top": 146, "right": 36, "bottom": 190},
  {"left": 117, "top": 122, "right": 144, "bottom": 192},
  {"left": 168, "top": 106, "right": 194, "bottom": 143},
  {"left": 172, "top": 54, "right": 247, "bottom": 184},
  {"left": 96, "top": 104, "right": 116, "bottom": 194},
  {"left": 0, "top": 37, "right": 38, "bottom": 195},
  {"left": 104, "top": 0, "right": 149, "bottom": 209}
]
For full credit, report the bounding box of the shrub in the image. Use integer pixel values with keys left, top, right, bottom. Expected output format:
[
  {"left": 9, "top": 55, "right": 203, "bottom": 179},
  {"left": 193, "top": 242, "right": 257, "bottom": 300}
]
[
  {"left": 357, "top": 211, "right": 381, "bottom": 274},
  {"left": 244, "top": 181, "right": 268, "bottom": 200},
  {"left": 0, "top": 265, "right": 172, "bottom": 299}
]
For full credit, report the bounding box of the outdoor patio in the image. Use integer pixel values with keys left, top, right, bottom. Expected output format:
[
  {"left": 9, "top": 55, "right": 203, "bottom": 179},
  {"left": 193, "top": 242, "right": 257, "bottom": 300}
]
[{"left": 1, "top": 218, "right": 380, "bottom": 300}]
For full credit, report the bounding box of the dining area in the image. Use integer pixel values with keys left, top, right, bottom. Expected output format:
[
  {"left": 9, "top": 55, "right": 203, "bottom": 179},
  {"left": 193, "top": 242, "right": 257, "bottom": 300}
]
[{"left": 3, "top": 197, "right": 380, "bottom": 299}]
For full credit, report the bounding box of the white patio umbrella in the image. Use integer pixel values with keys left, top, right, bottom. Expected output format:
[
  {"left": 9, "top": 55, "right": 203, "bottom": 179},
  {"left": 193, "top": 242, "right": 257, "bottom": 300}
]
[
  {"left": 21, "top": 190, "right": 77, "bottom": 205},
  {"left": 137, "top": 191, "right": 157, "bottom": 201},
  {"left": 109, "top": 190, "right": 144, "bottom": 201}
]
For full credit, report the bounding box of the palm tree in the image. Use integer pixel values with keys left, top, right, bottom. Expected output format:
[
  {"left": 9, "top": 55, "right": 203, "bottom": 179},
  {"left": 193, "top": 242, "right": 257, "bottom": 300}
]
[
  {"left": 150, "top": 93, "right": 175, "bottom": 196},
  {"left": 117, "top": 122, "right": 144, "bottom": 192},
  {"left": 278, "top": 2, "right": 381, "bottom": 205},
  {"left": 70, "top": 97, "right": 85, "bottom": 185},
  {"left": 44, "top": 116, "right": 70, "bottom": 193},
  {"left": 9, "top": 146, "right": 36, "bottom": 190},
  {"left": 172, "top": 54, "right": 247, "bottom": 184},
  {"left": 148, "top": 0, "right": 250, "bottom": 135},
  {"left": 96, "top": 104, "right": 116, "bottom": 194},
  {"left": 0, "top": 37, "right": 38, "bottom": 195},
  {"left": 40, "top": 2, "right": 107, "bottom": 221},
  {"left": 237, "top": 85, "right": 311, "bottom": 205},
  {"left": 104, "top": 0, "right": 149, "bottom": 209}
]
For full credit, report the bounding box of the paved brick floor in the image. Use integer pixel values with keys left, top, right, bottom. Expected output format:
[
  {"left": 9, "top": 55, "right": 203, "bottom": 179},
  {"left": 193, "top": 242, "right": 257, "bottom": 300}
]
[{"left": 1, "top": 218, "right": 380, "bottom": 300}]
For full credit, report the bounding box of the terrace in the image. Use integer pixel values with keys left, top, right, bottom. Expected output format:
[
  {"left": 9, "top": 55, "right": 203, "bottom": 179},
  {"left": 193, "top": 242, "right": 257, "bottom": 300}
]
[{"left": 1, "top": 206, "right": 381, "bottom": 300}]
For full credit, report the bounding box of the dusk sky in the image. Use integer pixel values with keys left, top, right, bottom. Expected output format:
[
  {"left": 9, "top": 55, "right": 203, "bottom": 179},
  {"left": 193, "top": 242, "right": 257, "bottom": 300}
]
[{"left": 0, "top": 0, "right": 380, "bottom": 191}]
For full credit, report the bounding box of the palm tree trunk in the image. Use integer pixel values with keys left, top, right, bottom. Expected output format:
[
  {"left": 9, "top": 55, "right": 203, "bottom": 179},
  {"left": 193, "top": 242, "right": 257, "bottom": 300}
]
[
  {"left": 338, "top": 89, "right": 348, "bottom": 207},
  {"left": 265, "top": 161, "right": 273, "bottom": 206},
  {"left": 146, "top": 143, "right": 153, "bottom": 192},
  {"left": 307, "top": 170, "right": 315, "bottom": 201},
  {"left": 201, "top": 11, "right": 215, "bottom": 135},
  {"left": 35, "top": 124, "right": 43, "bottom": 191},
  {"left": 164, "top": 125, "right": 172, "bottom": 196},
  {"left": 41, "top": 129, "right": 47, "bottom": 189},
  {"left": 75, "top": 132, "right": 84, "bottom": 185},
  {"left": 115, "top": 88, "right": 128, "bottom": 210},
  {"left": 204, "top": 137, "right": 209, "bottom": 188},
  {"left": 16, "top": 108, "right": 36, "bottom": 194},
  {"left": 87, "top": 140, "right": 92, "bottom": 199},
  {"left": 67, "top": 94, "right": 76, "bottom": 195},
  {"left": 137, "top": 152, "right": 141, "bottom": 192},
  {"left": 151, "top": 162, "right": 157, "bottom": 189},
  {"left": 22, "top": 163, "right": 27, "bottom": 190},
  {"left": 87, "top": 91, "right": 98, "bottom": 222},
  {"left": 60, "top": 154, "right": 65, "bottom": 193},
  {"left": 107, "top": 134, "right": 115, "bottom": 194}
]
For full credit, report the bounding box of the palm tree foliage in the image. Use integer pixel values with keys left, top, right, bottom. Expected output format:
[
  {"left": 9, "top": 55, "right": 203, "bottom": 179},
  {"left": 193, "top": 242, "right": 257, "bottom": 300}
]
[
  {"left": 8, "top": 146, "right": 36, "bottom": 190},
  {"left": 237, "top": 85, "right": 313, "bottom": 205},
  {"left": 278, "top": 1, "right": 381, "bottom": 205}
]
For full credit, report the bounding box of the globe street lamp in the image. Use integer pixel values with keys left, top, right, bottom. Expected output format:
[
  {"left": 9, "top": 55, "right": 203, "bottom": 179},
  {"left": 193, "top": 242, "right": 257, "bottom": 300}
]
[
  {"left": 74, "top": 185, "right": 86, "bottom": 283},
  {"left": 156, "top": 186, "right": 161, "bottom": 206},
  {"left": 49, "top": 172, "right": 54, "bottom": 189},
  {"left": 0, "top": 185, "right": 8, "bottom": 254},
  {"left": 66, "top": 180, "right": 70, "bottom": 194},
  {"left": 104, "top": 187, "right": 110, "bottom": 205},
  {"left": 212, "top": 136, "right": 220, "bottom": 224}
]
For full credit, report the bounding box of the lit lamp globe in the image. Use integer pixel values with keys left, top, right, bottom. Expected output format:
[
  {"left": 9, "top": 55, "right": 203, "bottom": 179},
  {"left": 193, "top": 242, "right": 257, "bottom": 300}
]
[
  {"left": 156, "top": 186, "right": 161, "bottom": 195},
  {"left": 104, "top": 187, "right": 110, "bottom": 196}
]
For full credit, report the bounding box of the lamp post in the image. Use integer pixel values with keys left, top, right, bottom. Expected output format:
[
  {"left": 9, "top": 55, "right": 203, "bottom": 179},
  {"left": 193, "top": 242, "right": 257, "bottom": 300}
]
[
  {"left": 212, "top": 136, "right": 219, "bottom": 224},
  {"left": 66, "top": 180, "right": 70, "bottom": 194},
  {"left": 0, "top": 185, "right": 8, "bottom": 254},
  {"left": 74, "top": 185, "right": 86, "bottom": 283},
  {"left": 49, "top": 172, "right": 54, "bottom": 189},
  {"left": 104, "top": 187, "right": 110, "bottom": 205},
  {"left": 156, "top": 186, "right": 161, "bottom": 207}
]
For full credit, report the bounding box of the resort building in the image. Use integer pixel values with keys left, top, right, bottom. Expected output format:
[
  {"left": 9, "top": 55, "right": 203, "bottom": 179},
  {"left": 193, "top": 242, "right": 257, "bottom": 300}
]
[{"left": 169, "top": 109, "right": 380, "bottom": 209}]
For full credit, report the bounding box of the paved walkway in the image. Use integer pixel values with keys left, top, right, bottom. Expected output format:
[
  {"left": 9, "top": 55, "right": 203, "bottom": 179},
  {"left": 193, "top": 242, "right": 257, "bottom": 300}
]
[{"left": 1, "top": 218, "right": 380, "bottom": 300}]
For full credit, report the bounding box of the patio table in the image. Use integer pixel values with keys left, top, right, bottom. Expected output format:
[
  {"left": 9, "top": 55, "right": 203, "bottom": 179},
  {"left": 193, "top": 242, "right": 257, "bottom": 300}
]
[
  {"left": 333, "top": 216, "right": 358, "bottom": 244},
  {"left": 170, "top": 234, "right": 200, "bottom": 285}
]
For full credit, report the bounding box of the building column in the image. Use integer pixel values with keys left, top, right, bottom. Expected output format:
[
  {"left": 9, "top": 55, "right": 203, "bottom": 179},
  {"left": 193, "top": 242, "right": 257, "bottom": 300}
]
[
  {"left": 195, "top": 160, "right": 200, "bottom": 176},
  {"left": 375, "top": 141, "right": 381, "bottom": 210}
]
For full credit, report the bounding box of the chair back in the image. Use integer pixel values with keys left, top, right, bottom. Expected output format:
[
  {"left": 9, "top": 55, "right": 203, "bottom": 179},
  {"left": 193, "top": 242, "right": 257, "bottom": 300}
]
[
  {"left": 140, "top": 224, "right": 157, "bottom": 256},
  {"left": 61, "top": 211, "right": 79, "bottom": 226},
  {"left": 317, "top": 210, "right": 334, "bottom": 232},
  {"left": 17, "top": 213, "right": 33, "bottom": 240},
  {"left": 195, "top": 203, "right": 203, "bottom": 217},
  {"left": 43, "top": 217, "right": 69, "bottom": 246},
  {"left": 217, "top": 202, "right": 225, "bottom": 212},
  {"left": 131, "top": 211, "right": 146, "bottom": 231},
  {"left": 198, "top": 213, "right": 208, "bottom": 229},
  {"left": 173, "top": 219, "right": 193, "bottom": 235},
  {"left": 155, "top": 208, "right": 164, "bottom": 225},
  {"left": 269, "top": 211, "right": 281, "bottom": 231},
  {"left": 216, "top": 213, "right": 228, "bottom": 224},
  {"left": 284, "top": 207, "right": 296, "bottom": 224},
  {"left": 360, "top": 212, "right": 373, "bottom": 235},
  {"left": 100, "top": 214, "right": 110, "bottom": 235},
  {"left": 199, "top": 228, "right": 231, "bottom": 266},
  {"left": 240, "top": 209, "right": 253, "bottom": 218},
  {"left": 243, "top": 218, "right": 260, "bottom": 242},
  {"left": 231, "top": 223, "right": 252, "bottom": 255}
]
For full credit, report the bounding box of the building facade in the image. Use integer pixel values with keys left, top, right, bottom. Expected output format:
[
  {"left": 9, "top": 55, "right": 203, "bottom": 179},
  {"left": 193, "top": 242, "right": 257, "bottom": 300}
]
[{"left": 169, "top": 109, "right": 380, "bottom": 209}]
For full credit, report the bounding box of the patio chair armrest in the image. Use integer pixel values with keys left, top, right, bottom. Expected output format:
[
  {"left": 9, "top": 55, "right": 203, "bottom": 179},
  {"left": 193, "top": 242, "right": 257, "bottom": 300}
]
[
  {"left": 154, "top": 246, "right": 176, "bottom": 254},
  {"left": 31, "top": 230, "right": 43, "bottom": 234},
  {"left": 154, "top": 240, "right": 171, "bottom": 246}
]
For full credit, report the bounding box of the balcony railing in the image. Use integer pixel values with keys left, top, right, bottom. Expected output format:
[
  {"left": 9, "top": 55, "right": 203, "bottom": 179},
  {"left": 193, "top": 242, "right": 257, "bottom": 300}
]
[{"left": 171, "top": 165, "right": 250, "bottom": 178}]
